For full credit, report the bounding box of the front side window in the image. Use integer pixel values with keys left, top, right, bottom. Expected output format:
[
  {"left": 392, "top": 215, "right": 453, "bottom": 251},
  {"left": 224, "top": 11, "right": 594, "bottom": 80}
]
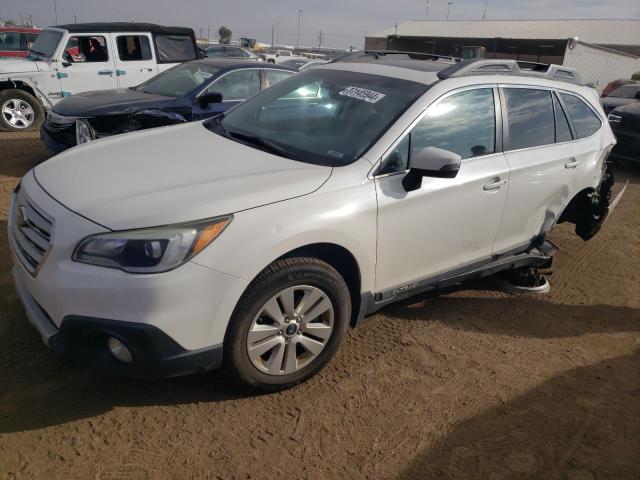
[
  {"left": 412, "top": 88, "right": 496, "bottom": 159},
  {"left": 0, "top": 32, "right": 21, "bottom": 51},
  {"left": 209, "top": 69, "right": 427, "bottom": 166},
  {"left": 64, "top": 35, "right": 109, "bottom": 63},
  {"left": 28, "top": 29, "right": 62, "bottom": 58},
  {"left": 207, "top": 69, "right": 261, "bottom": 100},
  {"left": 379, "top": 135, "right": 411, "bottom": 175},
  {"left": 504, "top": 88, "right": 554, "bottom": 150},
  {"left": 264, "top": 70, "right": 294, "bottom": 88},
  {"left": 155, "top": 35, "right": 196, "bottom": 62},
  {"left": 137, "top": 63, "right": 220, "bottom": 97},
  {"left": 560, "top": 93, "right": 602, "bottom": 139},
  {"left": 117, "top": 35, "right": 152, "bottom": 61}
]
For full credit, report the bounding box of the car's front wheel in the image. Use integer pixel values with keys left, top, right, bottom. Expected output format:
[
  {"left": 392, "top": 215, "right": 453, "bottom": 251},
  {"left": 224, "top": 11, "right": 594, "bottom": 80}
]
[
  {"left": 223, "top": 257, "right": 351, "bottom": 392},
  {"left": 0, "top": 89, "right": 44, "bottom": 132}
]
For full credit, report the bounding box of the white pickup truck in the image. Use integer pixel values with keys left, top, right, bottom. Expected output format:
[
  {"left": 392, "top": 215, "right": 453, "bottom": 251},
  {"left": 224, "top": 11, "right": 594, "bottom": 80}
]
[
  {"left": 0, "top": 22, "right": 199, "bottom": 131},
  {"left": 262, "top": 49, "right": 299, "bottom": 64}
]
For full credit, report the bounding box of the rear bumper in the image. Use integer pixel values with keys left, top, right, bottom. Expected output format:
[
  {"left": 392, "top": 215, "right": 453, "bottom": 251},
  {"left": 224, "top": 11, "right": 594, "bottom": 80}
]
[{"left": 12, "top": 267, "right": 223, "bottom": 378}]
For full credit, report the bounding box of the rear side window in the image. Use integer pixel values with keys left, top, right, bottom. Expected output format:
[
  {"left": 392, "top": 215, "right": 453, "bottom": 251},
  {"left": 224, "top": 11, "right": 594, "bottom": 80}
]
[
  {"left": 117, "top": 35, "right": 152, "bottom": 61},
  {"left": 553, "top": 92, "right": 573, "bottom": 143},
  {"left": 412, "top": 88, "right": 496, "bottom": 159},
  {"left": 559, "top": 93, "right": 602, "bottom": 139},
  {"left": 207, "top": 69, "right": 261, "bottom": 100},
  {"left": 155, "top": 35, "right": 196, "bottom": 62},
  {"left": 504, "top": 88, "right": 554, "bottom": 150}
]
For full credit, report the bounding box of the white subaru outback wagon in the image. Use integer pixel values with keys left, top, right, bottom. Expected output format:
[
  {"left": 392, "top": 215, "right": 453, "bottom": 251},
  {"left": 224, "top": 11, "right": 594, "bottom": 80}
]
[{"left": 10, "top": 55, "right": 616, "bottom": 391}]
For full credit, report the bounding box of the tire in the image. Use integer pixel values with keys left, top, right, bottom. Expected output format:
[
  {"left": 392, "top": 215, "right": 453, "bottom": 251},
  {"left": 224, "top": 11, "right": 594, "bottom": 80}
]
[
  {"left": 223, "top": 257, "right": 351, "bottom": 392},
  {"left": 0, "top": 89, "right": 44, "bottom": 132}
]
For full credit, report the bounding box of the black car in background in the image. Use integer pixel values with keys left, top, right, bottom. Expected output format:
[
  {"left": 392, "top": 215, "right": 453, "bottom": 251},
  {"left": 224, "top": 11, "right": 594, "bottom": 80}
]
[
  {"left": 608, "top": 102, "right": 640, "bottom": 163},
  {"left": 41, "top": 59, "right": 295, "bottom": 154},
  {"left": 600, "top": 83, "right": 640, "bottom": 115}
]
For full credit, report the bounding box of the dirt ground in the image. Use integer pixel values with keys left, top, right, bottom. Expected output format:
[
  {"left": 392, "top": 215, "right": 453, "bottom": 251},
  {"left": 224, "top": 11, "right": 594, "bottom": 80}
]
[{"left": 0, "top": 131, "right": 639, "bottom": 480}]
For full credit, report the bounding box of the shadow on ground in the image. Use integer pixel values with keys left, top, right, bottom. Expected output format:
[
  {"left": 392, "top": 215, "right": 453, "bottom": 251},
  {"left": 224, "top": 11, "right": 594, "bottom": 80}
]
[{"left": 397, "top": 349, "right": 640, "bottom": 479}]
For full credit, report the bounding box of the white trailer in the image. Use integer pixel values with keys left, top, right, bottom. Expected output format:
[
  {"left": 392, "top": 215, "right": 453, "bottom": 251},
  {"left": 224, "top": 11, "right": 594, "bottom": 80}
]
[{"left": 562, "top": 41, "right": 640, "bottom": 93}]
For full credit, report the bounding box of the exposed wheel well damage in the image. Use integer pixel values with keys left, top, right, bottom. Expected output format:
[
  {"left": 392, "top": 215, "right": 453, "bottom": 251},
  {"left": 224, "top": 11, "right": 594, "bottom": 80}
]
[
  {"left": 0, "top": 80, "right": 37, "bottom": 99},
  {"left": 558, "top": 163, "right": 615, "bottom": 241},
  {"left": 280, "top": 243, "right": 362, "bottom": 327}
]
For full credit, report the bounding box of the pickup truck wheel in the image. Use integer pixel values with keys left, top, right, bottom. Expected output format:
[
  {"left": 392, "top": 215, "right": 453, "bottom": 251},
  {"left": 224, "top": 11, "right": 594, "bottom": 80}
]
[
  {"left": 223, "top": 257, "right": 351, "bottom": 392},
  {"left": 0, "top": 89, "right": 44, "bottom": 132}
]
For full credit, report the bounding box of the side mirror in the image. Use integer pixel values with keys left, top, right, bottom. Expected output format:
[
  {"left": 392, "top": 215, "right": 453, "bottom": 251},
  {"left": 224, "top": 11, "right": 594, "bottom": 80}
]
[
  {"left": 402, "top": 147, "right": 461, "bottom": 192},
  {"left": 62, "top": 51, "right": 73, "bottom": 67},
  {"left": 199, "top": 92, "right": 223, "bottom": 107},
  {"left": 634, "top": 91, "right": 640, "bottom": 100}
]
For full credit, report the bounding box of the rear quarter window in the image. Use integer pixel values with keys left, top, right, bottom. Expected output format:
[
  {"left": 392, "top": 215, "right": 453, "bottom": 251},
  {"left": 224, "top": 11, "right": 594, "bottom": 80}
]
[
  {"left": 155, "top": 35, "right": 196, "bottom": 62},
  {"left": 559, "top": 93, "right": 602, "bottom": 139}
]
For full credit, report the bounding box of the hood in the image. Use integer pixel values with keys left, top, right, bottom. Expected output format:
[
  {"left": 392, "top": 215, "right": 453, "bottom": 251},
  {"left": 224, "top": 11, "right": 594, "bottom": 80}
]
[
  {"left": 612, "top": 101, "right": 640, "bottom": 117},
  {"left": 52, "top": 89, "right": 177, "bottom": 117},
  {"left": 601, "top": 96, "right": 635, "bottom": 112},
  {"left": 34, "top": 122, "right": 332, "bottom": 230},
  {"left": 0, "top": 57, "right": 46, "bottom": 74}
]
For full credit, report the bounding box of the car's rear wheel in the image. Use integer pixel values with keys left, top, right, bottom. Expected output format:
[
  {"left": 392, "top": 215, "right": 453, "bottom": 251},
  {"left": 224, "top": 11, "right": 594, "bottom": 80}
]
[
  {"left": 223, "top": 257, "right": 351, "bottom": 392},
  {"left": 0, "top": 89, "right": 44, "bottom": 132}
]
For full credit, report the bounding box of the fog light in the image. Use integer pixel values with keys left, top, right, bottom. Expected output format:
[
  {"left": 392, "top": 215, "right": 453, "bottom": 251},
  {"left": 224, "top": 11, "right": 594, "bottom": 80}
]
[{"left": 107, "top": 336, "right": 132, "bottom": 364}]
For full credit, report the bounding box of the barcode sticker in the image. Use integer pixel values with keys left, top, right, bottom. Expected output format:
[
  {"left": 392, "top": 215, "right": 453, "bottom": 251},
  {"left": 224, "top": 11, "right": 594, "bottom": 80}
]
[{"left": 339, "top": 86, "right": 386, "bottom": 104}]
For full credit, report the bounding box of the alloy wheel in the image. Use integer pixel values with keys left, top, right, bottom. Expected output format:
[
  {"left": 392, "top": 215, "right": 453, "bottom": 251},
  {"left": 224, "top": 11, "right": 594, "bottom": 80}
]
[
  {"left": 246, "top": 285, "right": 334, "bottom": 376},
  {"left": 1, "top": 98, "right": 35, "bottom": 129}
]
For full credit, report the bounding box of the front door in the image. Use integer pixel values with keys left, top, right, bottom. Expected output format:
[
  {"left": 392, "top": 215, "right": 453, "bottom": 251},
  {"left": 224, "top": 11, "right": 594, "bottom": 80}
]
[
  {"left": 111, "top": 33, "right": 158, "bottom": 88},
  {"left": 57, "top": 33, "right": 118, "bottom": 96},
  {"left": 194, "top": 68, "right": 262, "bottom": 120},
  {"left": 375, "top": 86, "right": 510, "bottom": 295}
]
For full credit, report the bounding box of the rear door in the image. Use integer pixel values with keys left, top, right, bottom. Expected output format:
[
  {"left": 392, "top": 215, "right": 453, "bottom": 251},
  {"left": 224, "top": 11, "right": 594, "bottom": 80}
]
[
  {"left": 112, "top": 32, "right": 157, "bottom": 88},
  {"left": 57, "top": 33, "right": 118, "bottom": 95},
  {"left": 493, "top": 86, "right": 577, "bottom": 254}
]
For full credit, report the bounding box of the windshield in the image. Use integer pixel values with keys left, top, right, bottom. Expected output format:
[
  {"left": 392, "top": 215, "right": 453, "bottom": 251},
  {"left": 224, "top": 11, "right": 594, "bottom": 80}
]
[
  {"left": 29, "top": 29, "right": 62, "bottom": 58},
  {"left": 609, "top": 84, "right": 640, "bottom": 99},
  {"left": 207, "top": 69, "right": 428, "bottom": 166},
  {"left": 136, "top": 62, "right": 220, "bottom": 97}
]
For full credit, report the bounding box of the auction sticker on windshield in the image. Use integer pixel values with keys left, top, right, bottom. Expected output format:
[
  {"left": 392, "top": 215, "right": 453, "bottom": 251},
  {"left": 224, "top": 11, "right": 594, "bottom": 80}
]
[{"left": 339, "top": 86, "right": 386, "bottom": 104}]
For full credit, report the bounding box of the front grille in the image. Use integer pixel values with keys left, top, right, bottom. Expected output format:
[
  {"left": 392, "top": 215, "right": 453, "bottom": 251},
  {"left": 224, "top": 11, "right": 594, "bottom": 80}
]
[{"left": 9, "top": 185, "right": 54, "bottom": 275}]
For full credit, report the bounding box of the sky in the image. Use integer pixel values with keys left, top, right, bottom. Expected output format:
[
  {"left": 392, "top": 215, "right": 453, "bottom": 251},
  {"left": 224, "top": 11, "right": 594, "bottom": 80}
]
[{"left": 1, "top": 0, "right": 639, "bottom": 49}]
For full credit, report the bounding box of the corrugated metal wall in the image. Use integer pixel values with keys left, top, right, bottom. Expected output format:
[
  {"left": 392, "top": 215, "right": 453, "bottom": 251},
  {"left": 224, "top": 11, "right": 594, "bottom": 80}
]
[{"left": 563, "top": 42, "right": 640, "bottom": 93}]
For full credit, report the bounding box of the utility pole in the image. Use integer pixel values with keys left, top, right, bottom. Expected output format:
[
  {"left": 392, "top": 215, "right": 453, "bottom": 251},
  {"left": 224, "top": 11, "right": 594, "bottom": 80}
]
[
  {"left": 74, "top": 15, "right": 77, "bottom": 23},
  {"left": 53, "top": 0, "right": 58, "bottom": 24},
  {"left": 271, "top": 24, "right": 275, "bottom": 47},
  {"left": 482, "top": 0, "right": 489, "bottom": 20},
  {"left": 207, "top": 26, "right": 210, "bottom": 42},
  {"left": 446, "top": 1, "right": 454, "bottom": 20},
  {"left": 318, "top": 29, "right": 323, "bottom": 48},
  {"left": 425, "top": 0, "right": 430, "bottom": 20},
  {"left": 296, "top": 9, "right": 302, "bottom": 52}
]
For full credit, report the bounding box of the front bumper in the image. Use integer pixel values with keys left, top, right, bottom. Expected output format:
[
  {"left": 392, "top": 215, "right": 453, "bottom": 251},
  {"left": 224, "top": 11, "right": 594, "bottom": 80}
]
[
  {"left": 40, "top": 124, "right": 73, "bottom": 155},
  {"left": 13, "top": 267, "right": 223, "bottom": 377},
  {"left": 9, "top": 172, "right": 249, "bottom": 376}
]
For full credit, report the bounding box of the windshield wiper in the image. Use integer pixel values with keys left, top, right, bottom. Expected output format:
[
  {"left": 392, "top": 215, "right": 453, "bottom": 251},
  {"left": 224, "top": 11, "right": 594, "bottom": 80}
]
[{"left": 226, "top": 129, "right": 299, "bottom": 160}]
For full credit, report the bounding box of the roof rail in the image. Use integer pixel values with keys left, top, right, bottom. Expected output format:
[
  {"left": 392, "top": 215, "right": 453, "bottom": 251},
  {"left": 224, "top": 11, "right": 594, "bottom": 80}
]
[
  {"left": 437, "top": 59, "right": 584, "bottom": 85},
  {"left": 332, "top": 50, "right": 460, "bottom": 63}
]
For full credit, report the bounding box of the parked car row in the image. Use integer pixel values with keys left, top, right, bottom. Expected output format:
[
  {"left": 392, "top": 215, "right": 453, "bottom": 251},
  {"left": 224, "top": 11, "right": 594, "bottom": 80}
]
[
  {"left": 41, "top": 59, "right": 295, "bottom": 153},
  {"left": 0, "top": 22, "right": 200, "bottom": 132},
  {"left": 601, "top": 80, "right": 640, "bottom": 163}
]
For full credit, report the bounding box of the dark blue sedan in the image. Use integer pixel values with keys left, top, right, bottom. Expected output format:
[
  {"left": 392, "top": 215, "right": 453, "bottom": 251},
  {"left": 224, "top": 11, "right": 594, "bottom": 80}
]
[{"left": 41, "top": 59, "right": 295, "bottom": 154}]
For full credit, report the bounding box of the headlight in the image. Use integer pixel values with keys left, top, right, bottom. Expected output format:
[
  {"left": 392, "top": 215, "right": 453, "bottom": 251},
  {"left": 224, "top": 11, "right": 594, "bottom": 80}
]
[
  {"left": 607, "top": 113, "right": 622, "bottom": 124},
  {"left": 73, "top": 216, "right": 232, "bottom": 273}
]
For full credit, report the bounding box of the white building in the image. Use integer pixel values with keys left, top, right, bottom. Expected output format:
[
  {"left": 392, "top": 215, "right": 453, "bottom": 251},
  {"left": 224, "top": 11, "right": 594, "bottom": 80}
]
[{"left": 365, "top": 19, "right": 640, "bottom": 92}]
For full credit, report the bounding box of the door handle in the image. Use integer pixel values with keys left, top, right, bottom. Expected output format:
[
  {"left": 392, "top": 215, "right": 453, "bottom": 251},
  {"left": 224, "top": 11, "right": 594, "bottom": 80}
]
[
  {"left": 483, "top": 178, "right": 507, "bottom": 191},
  {"left": 140, "top": 68, "right": 153, "bottom": 72},
  {"left": 97, "top": 70, "right": 113, "bottom": 75},
  {"left": 565, "top": 158, "right": 580, "bottom": 169}
]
